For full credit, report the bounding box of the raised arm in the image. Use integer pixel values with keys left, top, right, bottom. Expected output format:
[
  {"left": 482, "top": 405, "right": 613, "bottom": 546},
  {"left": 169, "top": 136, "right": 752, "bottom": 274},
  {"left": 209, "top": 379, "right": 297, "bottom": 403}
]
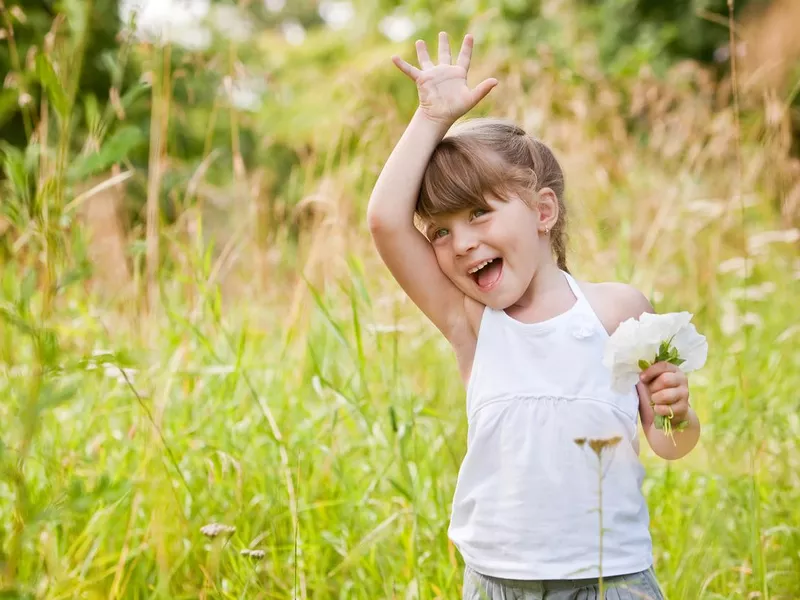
[{"left": 366, "top": 33, "right": 497, "bottom": 342}]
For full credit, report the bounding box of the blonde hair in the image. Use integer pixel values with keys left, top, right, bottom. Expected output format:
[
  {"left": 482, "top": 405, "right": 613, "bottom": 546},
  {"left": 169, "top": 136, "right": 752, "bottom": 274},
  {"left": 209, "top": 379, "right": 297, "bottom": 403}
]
[{"left": 417, "top": 118, "right": 568, "bottom": 272}]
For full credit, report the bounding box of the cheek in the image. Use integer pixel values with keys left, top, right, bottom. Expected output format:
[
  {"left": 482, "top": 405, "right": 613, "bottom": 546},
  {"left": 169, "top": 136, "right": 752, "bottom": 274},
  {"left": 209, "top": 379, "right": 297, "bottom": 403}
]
[
  {"left": 432, "top": 246, "right": 456, "bottom": 276},
  {"left": 498, "top": 223, "right": 537, "bottom": 262}
]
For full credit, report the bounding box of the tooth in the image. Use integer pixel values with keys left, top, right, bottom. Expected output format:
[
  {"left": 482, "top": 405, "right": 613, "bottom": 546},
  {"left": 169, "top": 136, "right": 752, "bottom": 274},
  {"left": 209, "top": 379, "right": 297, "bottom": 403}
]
[{"left": 469, "top": 259, "right": 496, "bottom": 275}]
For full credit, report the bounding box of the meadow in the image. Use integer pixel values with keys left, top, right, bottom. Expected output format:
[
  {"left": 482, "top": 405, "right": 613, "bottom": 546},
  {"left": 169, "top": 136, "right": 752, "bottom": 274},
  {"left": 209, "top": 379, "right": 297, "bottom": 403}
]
[{"left": 1, "top": 2, "right": 799, "bottom": 598}]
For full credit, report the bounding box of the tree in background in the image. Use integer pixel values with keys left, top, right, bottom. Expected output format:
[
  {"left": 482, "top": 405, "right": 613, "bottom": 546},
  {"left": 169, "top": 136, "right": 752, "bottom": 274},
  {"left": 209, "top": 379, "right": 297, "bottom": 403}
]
[{"left": 0, "top": 0, "right": 137, "bottom": 150}]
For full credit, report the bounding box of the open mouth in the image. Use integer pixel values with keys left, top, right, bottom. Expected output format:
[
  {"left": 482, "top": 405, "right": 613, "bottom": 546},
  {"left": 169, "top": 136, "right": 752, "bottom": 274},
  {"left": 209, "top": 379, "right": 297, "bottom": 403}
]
[{"left": 468, "top": 258, "right": 503, "bottom": 291}]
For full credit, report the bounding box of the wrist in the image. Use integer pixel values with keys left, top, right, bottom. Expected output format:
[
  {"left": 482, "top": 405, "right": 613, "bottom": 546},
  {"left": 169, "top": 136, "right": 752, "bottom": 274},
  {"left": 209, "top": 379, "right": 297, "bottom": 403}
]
[{"left": 412, "top": 107, "right": 455, "bottom": 135}]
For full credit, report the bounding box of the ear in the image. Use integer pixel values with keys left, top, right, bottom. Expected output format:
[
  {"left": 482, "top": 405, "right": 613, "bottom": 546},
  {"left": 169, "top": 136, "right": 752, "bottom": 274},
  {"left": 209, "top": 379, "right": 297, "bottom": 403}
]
[{"left": 535, "top": 187, "right": 559, "bottom": 233}]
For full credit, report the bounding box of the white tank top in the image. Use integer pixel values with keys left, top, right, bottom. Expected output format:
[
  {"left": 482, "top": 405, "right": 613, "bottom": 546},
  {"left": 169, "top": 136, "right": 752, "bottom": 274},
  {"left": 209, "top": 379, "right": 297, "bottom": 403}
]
[{"left": 448, "top": 271, "right": 653, "bottom": 580}]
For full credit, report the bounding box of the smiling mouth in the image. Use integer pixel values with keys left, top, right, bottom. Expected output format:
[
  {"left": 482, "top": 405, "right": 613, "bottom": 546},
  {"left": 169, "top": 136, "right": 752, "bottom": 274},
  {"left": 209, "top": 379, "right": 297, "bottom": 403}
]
[{"left": 469, "top": 258, "right": 503, "bottom": 290}]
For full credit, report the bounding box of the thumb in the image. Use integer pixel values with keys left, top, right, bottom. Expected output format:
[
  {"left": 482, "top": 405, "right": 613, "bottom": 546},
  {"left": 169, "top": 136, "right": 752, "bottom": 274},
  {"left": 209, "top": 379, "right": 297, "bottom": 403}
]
[{"left": 470, "top": 78, "right": 498, "bottom": 106}]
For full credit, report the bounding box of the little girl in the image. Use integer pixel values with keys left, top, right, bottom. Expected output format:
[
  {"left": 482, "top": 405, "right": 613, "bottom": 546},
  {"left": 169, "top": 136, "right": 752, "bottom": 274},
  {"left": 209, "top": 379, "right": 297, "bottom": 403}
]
[{"left": 367, "top": 32, "right": 700, "bottom": 599}]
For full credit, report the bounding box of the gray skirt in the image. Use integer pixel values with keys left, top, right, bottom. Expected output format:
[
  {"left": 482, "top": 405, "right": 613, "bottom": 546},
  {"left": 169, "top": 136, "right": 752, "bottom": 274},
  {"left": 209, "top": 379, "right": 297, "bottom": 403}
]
[{"left": 463, "top": 565, "right": 666, "bottom": 600}]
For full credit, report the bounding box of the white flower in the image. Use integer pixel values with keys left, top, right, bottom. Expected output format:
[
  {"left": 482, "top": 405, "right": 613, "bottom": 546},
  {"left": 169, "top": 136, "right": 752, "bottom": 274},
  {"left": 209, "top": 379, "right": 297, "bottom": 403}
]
[
  {"left": 602, "top": 312, "right": 708, "bottom": 393},
  {"left": 200, "top": 523, "right": 236, "bottom": 538}
]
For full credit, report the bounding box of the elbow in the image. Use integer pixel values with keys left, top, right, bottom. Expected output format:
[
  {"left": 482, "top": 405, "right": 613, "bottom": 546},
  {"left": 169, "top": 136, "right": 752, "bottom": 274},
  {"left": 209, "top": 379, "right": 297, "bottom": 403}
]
[
  {"left": 366, "top": 206, "right": 383, "bottom": 235},
  {"left": 366, "top": 204, "right": 396, "bottom": 236}
]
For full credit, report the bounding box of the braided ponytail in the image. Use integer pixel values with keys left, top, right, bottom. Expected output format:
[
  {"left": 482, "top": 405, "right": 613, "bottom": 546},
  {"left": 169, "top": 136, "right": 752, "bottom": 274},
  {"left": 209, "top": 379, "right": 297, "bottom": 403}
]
[{"left": 522, "top": 135, "right": 568, "bottom": 273}]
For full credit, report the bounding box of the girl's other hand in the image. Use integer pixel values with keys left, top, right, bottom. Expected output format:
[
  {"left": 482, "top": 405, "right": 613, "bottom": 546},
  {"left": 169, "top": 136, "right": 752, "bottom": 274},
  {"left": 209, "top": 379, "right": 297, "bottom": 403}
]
[
  {"left": 392, "top": 32, "right": 498, "bottom": 126},
  {"left": 640, "top": 362, "right": 691, "bottom": 424}
]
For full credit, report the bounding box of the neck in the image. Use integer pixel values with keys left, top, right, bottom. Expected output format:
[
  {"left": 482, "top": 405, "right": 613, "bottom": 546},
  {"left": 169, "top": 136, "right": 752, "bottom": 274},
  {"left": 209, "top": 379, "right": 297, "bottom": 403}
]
[{"left": 510, "top": 260, "right": 568, "bottom": 311}]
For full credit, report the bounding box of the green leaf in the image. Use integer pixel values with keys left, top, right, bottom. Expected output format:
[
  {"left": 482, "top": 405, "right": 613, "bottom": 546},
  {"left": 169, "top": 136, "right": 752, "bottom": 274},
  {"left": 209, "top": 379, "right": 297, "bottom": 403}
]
[
  {"left": 36, "top": 53, "right": 69, "bottom": 120},
  {"left": 55, "top": 264, "right": 91, "bottom": 293},
  {"left": 676, "top": 420, "right": 690, "bottom": 431},
  {"left": 100, "top": 52, "right": 123, "bottom": 83},
  {"left": 67, "top": 125, "right": 144, "bottom": 180},
  {"left": 305, "top": 278, "right": 354, "bottom": 361},
  {"left": 33, "top": 175, "right": 58, "bottom": 217},
  {"left": 0, "top": 304, "right": 36, "bottom": 336},
  {"left": 0, "top": 142, "right": 30, "bottom": 203},
  {"left": 388, "top": 478, "right": 413, "bottom": 501},
  {"left": 638, "top": 359, "right": 651, "bottom": 371},
  {"left": 39, "top": 379, "right": 80, "bottom": 412},
  {"left": 38, "top": 328, "right": 60, "bottom": 367},
  {"left": 654, "top": 414, "right": 666, "bottom": 430},
  {"left": 120, "top": 81, "right": 151, "bottom": 112},
  {"left": 62, "top": 0, "right": 89, "bottom": 44},
  {"left": 24, "top": 142, "right": 42, "bottom": 175}
]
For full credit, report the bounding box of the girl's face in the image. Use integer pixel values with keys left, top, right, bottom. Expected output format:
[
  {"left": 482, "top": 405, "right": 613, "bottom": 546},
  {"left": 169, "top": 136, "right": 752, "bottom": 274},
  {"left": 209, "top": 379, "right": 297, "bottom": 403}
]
[{"left": 425, "top": 192, "right": 555, "bottom": 309}]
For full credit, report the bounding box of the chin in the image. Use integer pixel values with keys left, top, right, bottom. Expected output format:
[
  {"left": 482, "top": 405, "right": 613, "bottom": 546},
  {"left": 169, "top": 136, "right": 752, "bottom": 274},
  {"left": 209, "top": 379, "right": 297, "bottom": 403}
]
[
  {"left": 482, "top": 293, "right": 516, "bottom": 310},
  {"left": 462, "top": 287, "right": 516, "bottom": 310}
]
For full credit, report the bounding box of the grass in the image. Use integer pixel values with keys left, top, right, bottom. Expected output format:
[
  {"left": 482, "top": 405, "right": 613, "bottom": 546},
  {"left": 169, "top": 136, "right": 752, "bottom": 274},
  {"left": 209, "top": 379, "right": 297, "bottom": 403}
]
[
  {"left": 1, "top": 4, "right": 800, "bottom": 600},
  {"left": 2, "top": 224, "right": 798, "bottom": 600}
]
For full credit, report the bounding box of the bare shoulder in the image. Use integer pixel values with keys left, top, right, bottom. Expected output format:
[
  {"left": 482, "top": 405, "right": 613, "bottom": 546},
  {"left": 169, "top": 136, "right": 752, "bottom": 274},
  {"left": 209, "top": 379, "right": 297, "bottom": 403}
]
[{"left": 580, "top": 280, "right": 655, "bottom": 335}]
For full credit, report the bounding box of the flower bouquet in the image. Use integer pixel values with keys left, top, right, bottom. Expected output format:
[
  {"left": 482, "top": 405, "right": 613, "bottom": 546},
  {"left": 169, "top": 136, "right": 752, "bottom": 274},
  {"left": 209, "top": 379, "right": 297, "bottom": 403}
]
[{"left": 603, "top": 312, "right": 708, "bottom": 439}]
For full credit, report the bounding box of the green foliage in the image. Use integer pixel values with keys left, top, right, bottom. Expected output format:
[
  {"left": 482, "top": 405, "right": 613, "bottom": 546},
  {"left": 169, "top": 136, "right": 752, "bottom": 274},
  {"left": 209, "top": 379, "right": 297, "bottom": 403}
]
[
  {"left": 67, "top": 124, "right": 144, "bottom": 180},
  {"left": 0, "top": 0, "right": 138, "bottom": 148},
  {"left": 0, "top": 3, "right": 798, "bottom": 594}
]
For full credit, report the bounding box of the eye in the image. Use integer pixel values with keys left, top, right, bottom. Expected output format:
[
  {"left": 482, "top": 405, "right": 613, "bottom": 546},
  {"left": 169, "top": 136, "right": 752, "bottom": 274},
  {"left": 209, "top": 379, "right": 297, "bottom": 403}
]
[
  {"left": 471, "top": 209, "right": 488, "bottom": 220},
  {"left": 432, "top": 228, "right": 449, "bottom": 240}
]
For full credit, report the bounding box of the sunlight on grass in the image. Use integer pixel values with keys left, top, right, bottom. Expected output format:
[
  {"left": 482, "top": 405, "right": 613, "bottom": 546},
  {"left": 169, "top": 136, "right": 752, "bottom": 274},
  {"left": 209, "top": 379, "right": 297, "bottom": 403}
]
[{"left": 1, "top": 3, "right": 799, "bottom": 599}]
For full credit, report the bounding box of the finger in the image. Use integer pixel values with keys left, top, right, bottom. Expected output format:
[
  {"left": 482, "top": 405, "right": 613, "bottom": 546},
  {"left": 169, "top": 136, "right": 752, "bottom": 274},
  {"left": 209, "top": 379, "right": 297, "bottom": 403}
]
[
  {"left": 391, "top": 55, "right": 421, "bottom": 80},
  {"left": 416, "top": 39, "right": 434, "bottom": 69},
  {"left": 654, "top": 401, "right": 687, "bottom": 419},
  {"left": 456, "top": 34, "right": 474, "bottom": 71},
  {"left": 469, "top": 77, "right": 498, "bottom": 106},
  {"left": 640, "top": 361, "right": 678, "bottom": 384},
  {"left": 648, "top": 371, "right": 683, "bottom": 393},
  {"left": 654, "top": 403, "right": 677, "bottom": 418},
  {"left": 438, "top": 31, "right": 451, "bottom": 65},
  {"left": 651, "top": 387, "right": 683, "bottom": 406}
]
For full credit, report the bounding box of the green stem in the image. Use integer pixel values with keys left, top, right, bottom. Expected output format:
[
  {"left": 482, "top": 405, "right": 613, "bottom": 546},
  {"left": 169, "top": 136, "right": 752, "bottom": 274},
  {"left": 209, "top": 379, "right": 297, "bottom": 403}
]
[{"left": 598, "top": 456, "right": 604, "bottom": 597}]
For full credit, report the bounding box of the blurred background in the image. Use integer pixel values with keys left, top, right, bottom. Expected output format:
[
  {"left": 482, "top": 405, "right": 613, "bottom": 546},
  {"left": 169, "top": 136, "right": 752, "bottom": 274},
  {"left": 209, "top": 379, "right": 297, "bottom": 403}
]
[{"left": 1, "top": 1, "right": 799, "bottom": 599}]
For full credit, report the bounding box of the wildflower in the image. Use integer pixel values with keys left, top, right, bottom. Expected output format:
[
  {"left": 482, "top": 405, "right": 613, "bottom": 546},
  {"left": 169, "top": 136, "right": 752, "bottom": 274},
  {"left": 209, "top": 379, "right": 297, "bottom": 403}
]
[
  {"left": 200, "top": 523, "right": 236, "bottom": 538},
  {"left": 587, "top": 436, "right": 622, "bottom": 458},
  {"left": 603, "top": 312, "right": 708, "bottom": 441},
  {"left": 603, "top": 312, "right": 707, "bottom": 394},
  {"left": 241, "top": 549, "right": 265, "bottom": 559},
  {"left": 574, "top": 436, "right": 622, "bottom": 458}
]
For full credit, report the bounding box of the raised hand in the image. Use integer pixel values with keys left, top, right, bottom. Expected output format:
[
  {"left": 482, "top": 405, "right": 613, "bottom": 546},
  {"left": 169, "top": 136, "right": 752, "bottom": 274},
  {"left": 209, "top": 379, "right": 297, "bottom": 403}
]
[{"left": 392, "top": 32, "right": 498, "bottom": 125}]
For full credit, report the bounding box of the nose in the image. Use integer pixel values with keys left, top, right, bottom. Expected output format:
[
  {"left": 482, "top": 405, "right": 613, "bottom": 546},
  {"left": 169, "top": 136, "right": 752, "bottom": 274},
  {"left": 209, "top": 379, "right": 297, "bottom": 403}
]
[{"left": 452, "top": 226, "right": 479, "bottom": 256}]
